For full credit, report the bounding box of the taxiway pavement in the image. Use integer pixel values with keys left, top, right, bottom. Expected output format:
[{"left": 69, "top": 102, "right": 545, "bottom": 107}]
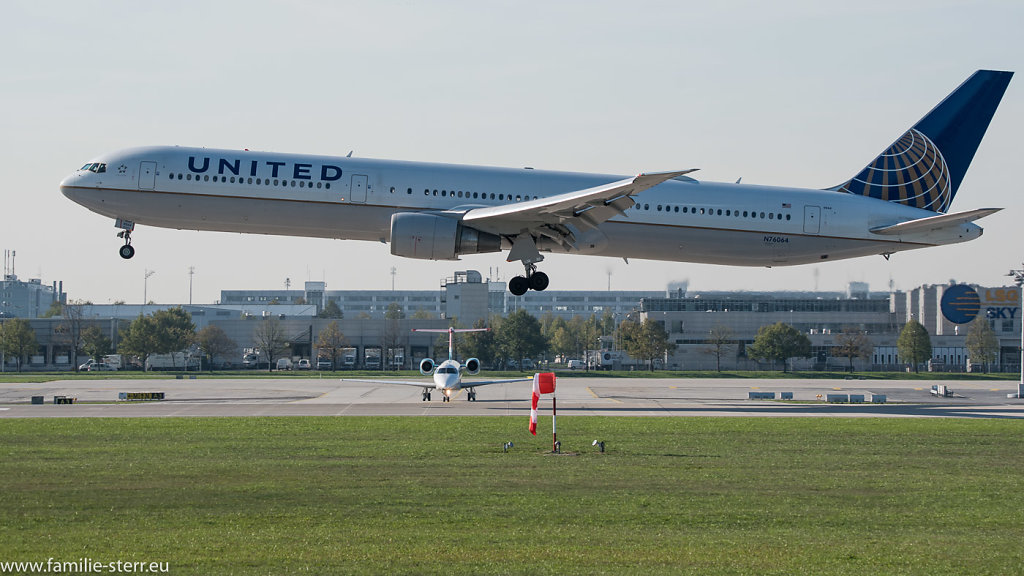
[{"left": 1, "top": 375, "right": 1022, "bottom": 419}]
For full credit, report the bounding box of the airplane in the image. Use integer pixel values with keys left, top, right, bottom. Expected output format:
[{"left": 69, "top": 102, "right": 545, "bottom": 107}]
[
  {"left": 60, "top": 70, "right": 1012, "bottom": 295},
  {"left": 340, "top": 327, "right": 529, "bottom": 402}
]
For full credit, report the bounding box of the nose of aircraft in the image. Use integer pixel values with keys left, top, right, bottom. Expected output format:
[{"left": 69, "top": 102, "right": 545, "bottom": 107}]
[{"left": 59, "top": 171, "right": 85, "bottom": 201}]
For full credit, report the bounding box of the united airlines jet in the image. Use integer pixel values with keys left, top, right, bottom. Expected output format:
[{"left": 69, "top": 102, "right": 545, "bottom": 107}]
[{"left": 61, "top": 70, "right": 1012, "bottom": 295}]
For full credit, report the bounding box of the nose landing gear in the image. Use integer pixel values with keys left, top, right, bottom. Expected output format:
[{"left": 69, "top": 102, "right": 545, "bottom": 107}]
[{"left": 115, "top": 219, "right": 136, "bottom": 259}]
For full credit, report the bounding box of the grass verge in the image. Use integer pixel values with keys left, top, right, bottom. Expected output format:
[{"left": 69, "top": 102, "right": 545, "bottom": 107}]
[{"left": 1, "top": 417, "right": 1023, "bottom": 575}]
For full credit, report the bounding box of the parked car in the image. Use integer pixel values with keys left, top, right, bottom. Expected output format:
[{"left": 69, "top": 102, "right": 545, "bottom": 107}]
[
  {"left": 276, "top": 358, "right": 293, "bottom": 371},
  {"left": 87, "top": 362, "right": 117, "bottom": 371},
  {"left": 78, "top": 359, "right": 96, "bottom": 371},
  {"left": 297, "top": 359, "right": 311, "bottom": 370},
  {"left": 316, "top": 358, "right": 333, "bottom": 370},
  {"left": 567, "top": 359, "right": 584, "bottom": 370}
]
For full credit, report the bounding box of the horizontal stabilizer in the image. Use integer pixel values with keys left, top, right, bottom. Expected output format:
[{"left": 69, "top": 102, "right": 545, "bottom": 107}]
[{"left": 869, "top": 208, "right": 1001, "bottom": 236}]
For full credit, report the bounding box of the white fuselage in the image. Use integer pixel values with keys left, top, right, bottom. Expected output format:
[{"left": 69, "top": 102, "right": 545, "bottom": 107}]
[
  {"left": 59, "top": 146, "right": 983, "bottom": 267},
  {"left": 431, "top": 360, "right": 465, "bottom": 391}
]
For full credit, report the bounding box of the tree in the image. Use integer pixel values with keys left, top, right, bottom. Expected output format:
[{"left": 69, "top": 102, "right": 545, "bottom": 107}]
[
  {"left": 55, "top": 300, "right": 89, "bottom": 371},
  {"left": 152, "top": 308, "right": 196, "bottom": 366},
  {"left": 411, "top": 309, "right": 434, "bottom": 320},
  {"left": 897, "top": 320, "right": 932, "bottom": 373},
  {"left": 543, "top": 316, "right": 574, "bottom": 362},
  {"left": 461, "top": 317, "right": 498, "bottom": 367},
  {"left": 0, "top": 319, "right": 37, "bottom": 373},
  {"left": 748, "top": 322, "right": 811, "bottom": 372},
  {"left": 317, "top": 300, "right": 343, "bottom": 319},
  {"left": 317, "top": 321, "right": 347, "bottom": 369},
  {"left": 496, "top": 310, "right": 547, "bottom": 370},
  {"left": 119, "top": 315, "right": 160, "bottom": 370},
  {"left": 965, "top": 316, "right": 998, "bottom": 372},
  {"left": 702, "top": 325, "right": 734, "bottom": 372},
  {"left": 81, "top": 326, "right": 112, "bottom": 361},
  {"left": 620, "top": 318, "right": 672, "bottom": 370},
  {"left": 196, "top": 325, "right": 237, "bottom": 371},
  {"left": 253, "top": 317, "right": 288, "bottom": 371},
  {"left": 383, "top": 304, "right": 405, "bottom": 369},
  {"left": 119, "top": 308, "right": 196, "bottom": 370},
  {"left": 833, "top": 328, "right": 873, "bottom": 370}
]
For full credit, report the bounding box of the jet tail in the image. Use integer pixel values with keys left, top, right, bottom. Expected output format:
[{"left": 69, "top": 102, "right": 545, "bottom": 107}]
[{"left": 831, "top": 70, "right": 1012, "bottom": 213}]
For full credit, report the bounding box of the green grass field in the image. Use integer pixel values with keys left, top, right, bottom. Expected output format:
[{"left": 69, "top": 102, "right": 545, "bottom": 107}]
[{"left": 2, "top": 417, "right": 1023, "bottom": 575}]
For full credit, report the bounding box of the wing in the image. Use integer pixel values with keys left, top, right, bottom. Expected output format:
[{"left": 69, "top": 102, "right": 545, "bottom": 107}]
[
  {"left": 459, "top": 378, "right": 532, "bottom": 387},
  {"left": 340, "top": 378, "right": 433, "bottom": 387},
  {"left": 869, "top": 208, "right": 1001, "bottom": 235},
  {"left": 459, "top": 170, "right": 695, "bottom": 250}
]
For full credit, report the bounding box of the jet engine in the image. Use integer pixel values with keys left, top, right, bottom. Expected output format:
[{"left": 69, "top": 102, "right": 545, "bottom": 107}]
[
  {"left": 390, "top": 213, "right": 501, "bottom": 261},
  {"left": 419, "top": 358, "right": 435, "bottom": 376},
  {"left": 464, "top": 357, "right": 481, "bottom": 375}
]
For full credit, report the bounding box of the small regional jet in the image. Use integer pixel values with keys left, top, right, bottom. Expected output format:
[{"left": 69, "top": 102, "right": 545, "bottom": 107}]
[
  {"left": 341, "top": 327, "right": 528, "bottom": 402},
  {"left": 61, "top": 70, "right": 1012, "bottom": 295}
]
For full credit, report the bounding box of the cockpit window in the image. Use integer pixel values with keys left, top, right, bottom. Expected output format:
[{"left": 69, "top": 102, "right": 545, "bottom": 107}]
[
  {"left": 439, "top": 366, "right": 458, "bottom": 374},
  {"left": 79, "top": 163, "right": 106, "bottom": 173}
]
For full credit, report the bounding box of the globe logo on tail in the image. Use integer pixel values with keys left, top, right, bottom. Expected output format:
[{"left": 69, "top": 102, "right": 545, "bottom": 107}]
[{"left": 835, "top": 128, "right": 953, "bottom": 213}]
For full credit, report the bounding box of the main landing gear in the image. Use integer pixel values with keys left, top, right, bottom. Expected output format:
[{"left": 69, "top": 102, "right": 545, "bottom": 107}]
[
  {"left": 506, "top": 234, "right": 549, "bottom": 296},
  {"left": 508, "top": 264, "right": 549, "bottom": 296},
  {"left": 115, "top": 219, "right": 135, "bottom": 259},
  {"left": 466, "top": 388, "right": 477, "bottom": 402},
  {"left": 421, "top": 389, "right": 432, "bottom": 401}
]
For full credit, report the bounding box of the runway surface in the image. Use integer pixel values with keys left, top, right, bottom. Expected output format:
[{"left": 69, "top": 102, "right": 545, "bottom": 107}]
[{"left": 2, "top": 375, "right": 1023, "bottom": 419}]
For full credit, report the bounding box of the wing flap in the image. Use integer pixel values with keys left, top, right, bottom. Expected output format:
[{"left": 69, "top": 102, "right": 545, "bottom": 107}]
[{"left": 869, "top": 208, "right": 1001, "bottom": 236}]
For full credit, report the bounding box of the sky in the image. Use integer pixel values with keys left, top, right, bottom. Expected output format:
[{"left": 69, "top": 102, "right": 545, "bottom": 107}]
[{"left": 2, "top": 0, "right": 1022, "bottom": 305}]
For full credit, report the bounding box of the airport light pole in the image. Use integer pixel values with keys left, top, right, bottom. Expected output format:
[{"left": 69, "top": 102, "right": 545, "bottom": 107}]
[
  {"left": 143, "top": 269, "right": 155, "bottom": 313},
  {"left": 1007, "top": 265, "right": 1024, "bottom": 398}
]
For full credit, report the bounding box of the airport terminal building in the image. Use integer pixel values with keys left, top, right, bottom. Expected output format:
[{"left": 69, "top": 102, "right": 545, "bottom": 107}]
[{"left": 1, "top": 268, "right": 1020, "bottom": 373}]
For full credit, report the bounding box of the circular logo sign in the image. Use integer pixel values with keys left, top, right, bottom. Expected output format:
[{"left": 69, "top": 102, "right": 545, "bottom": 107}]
[{"left": 940, "top": 284, "right": 981, "bottom": 324}]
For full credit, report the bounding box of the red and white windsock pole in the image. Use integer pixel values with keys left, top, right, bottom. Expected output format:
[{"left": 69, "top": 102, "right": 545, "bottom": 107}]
[{"left": 529, "top": 373, "right": 557, "bottom": 450}]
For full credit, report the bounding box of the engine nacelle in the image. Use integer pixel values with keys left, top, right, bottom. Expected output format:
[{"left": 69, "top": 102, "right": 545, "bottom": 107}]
[
  {"left": 390, "top": 213, "right": 501, "bottom": 261},
  {"left": 419, "top": 357, "right": 435, "bottom": 376},
  {"left": 464, "top": 357, "right": 481, "bottom": 375}
]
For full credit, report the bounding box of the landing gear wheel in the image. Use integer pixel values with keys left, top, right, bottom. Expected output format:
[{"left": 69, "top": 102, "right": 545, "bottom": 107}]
[
  {"left": 468, "top": 390, "right": 477, "bottom": 401},
  {"left": 119, "top": 244, "right": 135, "bottom": 260},
  {"left": 509, "top": 276, "right": 529, "bottom": 296},
  {"left": 528, "top": 271, "right": 549, "bottom": 291}
]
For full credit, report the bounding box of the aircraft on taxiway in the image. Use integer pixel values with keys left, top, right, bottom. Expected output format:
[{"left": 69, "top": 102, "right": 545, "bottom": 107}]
[
  {"left": 61, "top": 70, "right": 1012, "bottom": 295},
  {"left": 342, "top": 327, "right": 528, "bottom": 402}
]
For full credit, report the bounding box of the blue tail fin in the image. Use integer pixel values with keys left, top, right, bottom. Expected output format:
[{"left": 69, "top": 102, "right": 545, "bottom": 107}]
[{"left": 831, "top": 70, "right": 1012, "bottom": 213}]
